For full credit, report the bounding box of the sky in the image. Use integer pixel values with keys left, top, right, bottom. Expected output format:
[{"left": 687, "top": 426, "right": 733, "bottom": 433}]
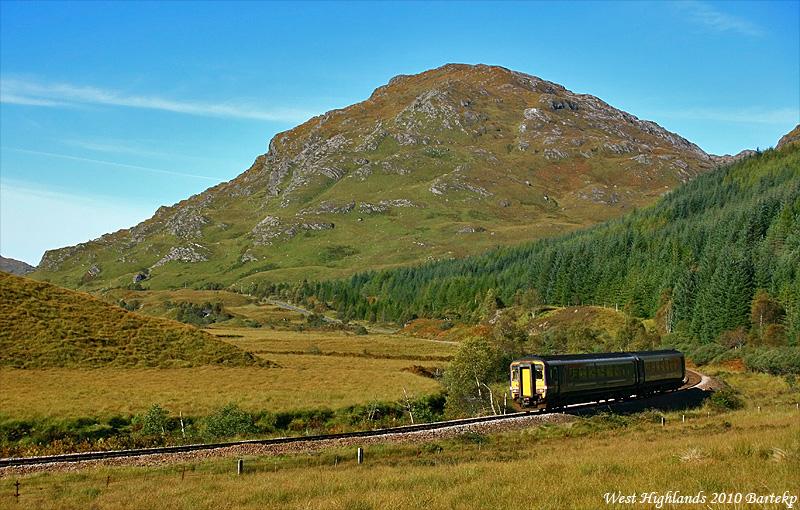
[{"left": 1, "top": 1, "right": 798, "bottom": 266}]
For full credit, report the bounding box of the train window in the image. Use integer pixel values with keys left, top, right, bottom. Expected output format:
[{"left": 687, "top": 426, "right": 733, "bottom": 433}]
[
  {"left": 535, "top": 366, "right": 544, "bottom": 380},
  {"left": 512, "top": 370, "right": 519, "bottom": 382}
]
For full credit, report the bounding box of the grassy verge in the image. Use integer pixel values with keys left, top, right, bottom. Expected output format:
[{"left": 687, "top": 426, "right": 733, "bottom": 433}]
[{"left": 4, "top": 369, "right": 798, "bottom": 509}]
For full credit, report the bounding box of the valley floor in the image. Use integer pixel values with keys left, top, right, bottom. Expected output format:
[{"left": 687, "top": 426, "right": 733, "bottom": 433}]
[
  {"left": 2, "top": 369, "right": 798, "bottom": 509},
  {"left": 0, "top": 328, "right": 453, "bottom": 419}
]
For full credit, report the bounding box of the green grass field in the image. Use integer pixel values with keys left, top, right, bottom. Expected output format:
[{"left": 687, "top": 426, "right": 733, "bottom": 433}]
[{"left": 4, "top": 369, "right": 797, "bottom": 509}]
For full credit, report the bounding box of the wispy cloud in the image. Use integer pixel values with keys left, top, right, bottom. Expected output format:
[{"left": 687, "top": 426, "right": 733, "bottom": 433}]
[
  {"left": 1, "top": 178, "right": 156, "bottom": 265},
  {"left": 0, "top": 77, "right": 313, "bottom": 122},
  {"left": 675, "top": 1, "right": 764, "bottom": 37},
  {"left": 61, "top": 138, "right": 212, "bottom": 162},
  {"left": 654, "top": 107, "right": 799, "bottom": 125},
  {"left": 2, "top": 147, "right": 220, "bottom": 181}
]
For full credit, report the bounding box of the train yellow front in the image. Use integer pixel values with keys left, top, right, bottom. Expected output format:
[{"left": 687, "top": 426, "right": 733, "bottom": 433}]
[{"left": 510, "top": 350, "right": 685, "bottom": 410}]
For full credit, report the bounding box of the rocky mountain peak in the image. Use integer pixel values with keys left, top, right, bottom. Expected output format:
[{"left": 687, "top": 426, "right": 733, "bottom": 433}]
[{"left": 35, "top": 64, "right": 724, "bottom": 289}]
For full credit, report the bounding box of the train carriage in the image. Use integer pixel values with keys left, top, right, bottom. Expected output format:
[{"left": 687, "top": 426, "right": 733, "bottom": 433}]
[{"left": 510, "top": 350, "right": 685, "bottom": 410}]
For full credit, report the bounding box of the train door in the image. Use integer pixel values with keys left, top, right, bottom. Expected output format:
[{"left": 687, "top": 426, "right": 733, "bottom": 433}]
[{"left": 521, "top": 365, "right": 533, "bottom": 401}]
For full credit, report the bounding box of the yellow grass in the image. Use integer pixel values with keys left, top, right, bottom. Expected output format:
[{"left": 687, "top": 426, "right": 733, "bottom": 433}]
[
  {"left": 208, "top": 327, "right": 456, "bottom": 359},
  {"left": 0, "top": 358, "right": 441, "bottom": 419},
  {"left": 5, "top": 403, "right": 798, "bottom": 509},
  {"left": 0, "top": 325, "right": 454, "bottom": 420}
]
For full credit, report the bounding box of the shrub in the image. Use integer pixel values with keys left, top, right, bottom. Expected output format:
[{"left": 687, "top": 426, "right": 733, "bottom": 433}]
[
  {"left": 137, "top": 404, "right": 169, "bottom": 436},
  {"left": 204, "top": 403, "right": 256, "bottom": 438},
  {"left": 706, "top": 387, "right": 744, "bottom": 411},
  {"left": 689, "top": 342, "right": 728, "bottom": 365},
  {"left": 743, "top": 347, "right": 800, "bottom": 375}
]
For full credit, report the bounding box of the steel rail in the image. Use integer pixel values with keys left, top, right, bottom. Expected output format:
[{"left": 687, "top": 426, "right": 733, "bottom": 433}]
[{"left": 0, "top": 370, "right": 703, "bottom": 468}]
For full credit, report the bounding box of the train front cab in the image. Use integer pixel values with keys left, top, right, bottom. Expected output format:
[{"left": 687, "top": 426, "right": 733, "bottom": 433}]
[{"left": 510, "top": 359, "right": 547, "bottom": 409}]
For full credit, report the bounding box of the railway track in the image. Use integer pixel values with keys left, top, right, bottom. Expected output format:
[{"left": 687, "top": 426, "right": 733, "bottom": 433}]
[{"left": 0, "top": 369, "right": 707, "bottom": 469}]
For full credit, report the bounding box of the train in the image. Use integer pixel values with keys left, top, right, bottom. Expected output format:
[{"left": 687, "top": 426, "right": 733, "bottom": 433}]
[{"left": 510, "top": 349, "right": 685, "bottom": 409}]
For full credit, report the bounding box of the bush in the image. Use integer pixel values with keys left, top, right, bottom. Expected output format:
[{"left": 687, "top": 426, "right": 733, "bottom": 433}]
[
  {"left": 706, "top": 387, "right": 744, "bottom": 411},
  {"left": 743, "top": 347, "right": 800, "bottom": 375},
  {"left": 204, "top": 403, "right": 256, "bottom": 438},
  {"left": 137, "top": 404, "right": 169, "bottom": 436},
  {"left": 689, "top": 342, "right": 728, "bottom": 365}
]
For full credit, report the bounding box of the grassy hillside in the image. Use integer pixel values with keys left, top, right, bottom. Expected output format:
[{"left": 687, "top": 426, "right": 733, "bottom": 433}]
[
  {"left": 281, "top": 143, "right": 800, "bottom": 351},
  {"left": 0, "top": 273, "right": 263, "bottom": 368},
  {"left": 32, "top": 64, "right": 718, "bottom": 291}
]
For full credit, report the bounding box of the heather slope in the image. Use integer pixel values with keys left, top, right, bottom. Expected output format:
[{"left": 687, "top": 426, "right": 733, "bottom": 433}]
[{"left": 0, "top": 272, "right": 264, "bottom": 368}]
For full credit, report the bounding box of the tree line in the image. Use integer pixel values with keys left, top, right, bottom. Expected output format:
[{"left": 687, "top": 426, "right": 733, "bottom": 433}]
[{"left": 245, "top": 146, "right": 799, "bottom": 350}]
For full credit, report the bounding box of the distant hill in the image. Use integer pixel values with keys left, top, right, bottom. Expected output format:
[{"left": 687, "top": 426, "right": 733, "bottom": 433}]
[
  {"left": 0, "top": 272, "right": 266, "bottom": 368},
  {"left": 285, "top": 132, "right": 800, "bottom": 346},
  {"left": 33, "top": 63, "right": 723, "bottom": 291},
  {"left": 0, "top": 256, "right": 34, "bottom": 276}
]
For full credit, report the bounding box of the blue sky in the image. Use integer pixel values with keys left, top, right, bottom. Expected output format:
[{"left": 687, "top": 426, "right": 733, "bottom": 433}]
[{"left": 1, "top": 1, "right": 798, "bottom": 265}]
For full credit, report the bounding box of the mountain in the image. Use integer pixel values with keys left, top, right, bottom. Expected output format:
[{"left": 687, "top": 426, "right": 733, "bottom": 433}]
[
  {"left": 284, "top": 133, "right": 799, "bottom": 347},
  {"left": 0, "top": 272, "right": 265, "bottom": 368},
  {"left": 777, "top": 124, "right": 800, "bottom": 149},
  {"left": 33, "top": 63, "right": 722, "bottom": 291},
  {"left": 0, "top": 256, "right": 35, "bottom": 275}
]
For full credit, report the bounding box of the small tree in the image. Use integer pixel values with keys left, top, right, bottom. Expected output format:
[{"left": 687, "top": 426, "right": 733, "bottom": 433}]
[
  {"left": 478, "top": 289, "right": 504, "bottom": 322},
  {"left": 521, "top": 288, "right": 542, "bottom": 311},
  {"left": 443, "top": 336, "right": 505, "bottom": 416},
  {"left": 205, "top": 403, "right": 256, "bottom": 438},
  {"left": 139, "top": 404, "right": 169, "bottom": 436},
  {"left": 750, "top": 289, "right": 784, "bottom": 340},
  {"left": 718, "top": 327, "right": 748, "bottom": 349}
]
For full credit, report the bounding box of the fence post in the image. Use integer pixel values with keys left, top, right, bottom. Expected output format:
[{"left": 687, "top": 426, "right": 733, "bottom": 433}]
[
  {"left": 14, "top": 480, "right": 20, "bottom": 501},
  {"left": 237, "top": 459, "right": 244, "bottom": 475},
  {"left": 357, "top": 447, "right": 364, "bottom": 465},
  {"left": 682, "top": 414, "right": 685, "bottom": 423},
  {"left": 661, "top": 416, "right": 665, "bottom": 427}
]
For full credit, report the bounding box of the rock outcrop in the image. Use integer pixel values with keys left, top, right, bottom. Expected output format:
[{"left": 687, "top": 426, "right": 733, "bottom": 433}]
[{"left": 33, "top": 63, "right": 726, "bottom": 289}]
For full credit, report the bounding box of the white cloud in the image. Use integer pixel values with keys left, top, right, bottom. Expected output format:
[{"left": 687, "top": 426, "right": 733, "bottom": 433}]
[
  {"left": 0, "top": 77, "right": 314, "bottom": 123},
  {"left": 675, "top": 1, "right": 764, "bottom": 37},
  {"left": 653, "top": 107, "right": 799, "bottom": 125},
  {"left": 0, "top": 180, "right": 155, "bottom": 266},
  {"left": 3, "top": 147, "right": 220, "bottom": 181}
]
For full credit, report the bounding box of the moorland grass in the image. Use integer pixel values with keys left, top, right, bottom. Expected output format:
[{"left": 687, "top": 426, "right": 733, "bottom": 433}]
[
  {"left": 0, "top": 354, "right": 444, "bottom": 420},
  {"left": 209, "top": 327, "right": 456, "bottom": 360},
  {"left": 5, "top": 371, "right": 798, "bottom": 509},
  {"left": 0, "top": 273, "right": 260, "bottom": 368}
]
